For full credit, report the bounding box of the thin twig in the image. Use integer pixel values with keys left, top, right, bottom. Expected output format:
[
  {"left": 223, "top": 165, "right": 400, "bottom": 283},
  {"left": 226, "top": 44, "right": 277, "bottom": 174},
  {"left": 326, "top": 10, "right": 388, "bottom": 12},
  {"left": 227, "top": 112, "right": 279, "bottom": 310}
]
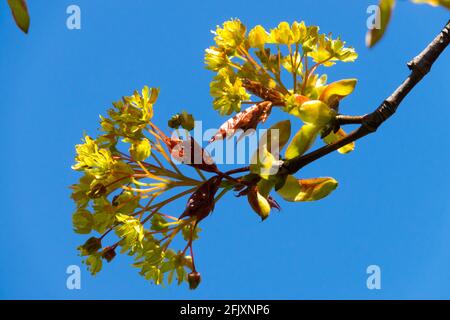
[{"left": 282, "top": 20, "right": 450, "bottom": 175}]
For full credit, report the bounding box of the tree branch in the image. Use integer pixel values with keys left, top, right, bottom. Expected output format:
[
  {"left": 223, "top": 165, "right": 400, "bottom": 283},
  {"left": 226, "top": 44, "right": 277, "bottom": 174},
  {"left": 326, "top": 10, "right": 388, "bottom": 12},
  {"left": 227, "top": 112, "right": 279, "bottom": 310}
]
[
  {"left": 282, "top": 20, "right": 450, "bottom": 175},
  {"left": 336, "top": 115, "right": 365, "bottom": 125}
]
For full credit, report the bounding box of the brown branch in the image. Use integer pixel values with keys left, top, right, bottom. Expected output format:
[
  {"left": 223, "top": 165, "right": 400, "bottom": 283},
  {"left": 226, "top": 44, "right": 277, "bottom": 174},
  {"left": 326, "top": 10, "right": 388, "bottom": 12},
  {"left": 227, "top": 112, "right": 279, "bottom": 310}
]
[
  {"left": 282, "top": 20, "right": 450, "bottom": 175},
  {"left": 336, "top": 115, "right": 365, "bottom": 125}
]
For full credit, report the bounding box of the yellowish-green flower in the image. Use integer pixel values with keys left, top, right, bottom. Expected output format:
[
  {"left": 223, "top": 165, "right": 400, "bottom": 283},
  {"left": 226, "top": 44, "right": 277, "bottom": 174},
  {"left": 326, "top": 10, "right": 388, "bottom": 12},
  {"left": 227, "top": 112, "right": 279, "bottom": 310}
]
[
  {"left": 213, "top": 19, "right": 246, "bottom": 53},
  {"left": 204, "top": 46, "right": 230, "bottom": 71},
  {"left": 72, "top": 136, "right": 115, "bottom": 180},
  {"left": 269, "top": 21, "right": 294, "bottom": 45},
  {"left": 248, "top": 25, "right": 268, "bottom": 49},
  {"left": 309, "top": 34, "right": 358, "bottom": 66},
  {"left": 129, "top": 138, "right": 151, "bottom": 161},
  {"left": 210, "top": 68, "right": 250, "bottom": 115},
  {"left": 291, "top": 21, "right": 308, "bottom": 43}
]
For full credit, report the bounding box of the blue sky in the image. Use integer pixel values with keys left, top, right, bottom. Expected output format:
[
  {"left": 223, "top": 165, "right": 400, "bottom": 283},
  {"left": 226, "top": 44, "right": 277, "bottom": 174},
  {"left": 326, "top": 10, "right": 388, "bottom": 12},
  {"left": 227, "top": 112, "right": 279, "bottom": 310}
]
[{"left": 0, "top": 0, "right": 449, "bottom": 299}]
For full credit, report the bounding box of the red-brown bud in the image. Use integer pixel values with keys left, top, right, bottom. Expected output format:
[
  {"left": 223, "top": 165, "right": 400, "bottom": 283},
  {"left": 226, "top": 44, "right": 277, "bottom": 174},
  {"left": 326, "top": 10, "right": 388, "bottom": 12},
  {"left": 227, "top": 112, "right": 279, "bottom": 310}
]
[
  {"left": 101, "top": 246, "right": 117, "bottom": 263},
  {"left": 179, "top": 176, "right": 223, "bottom": 223},
  {"left": 188, "top": 271, "right": 201, "bottom": 290}
]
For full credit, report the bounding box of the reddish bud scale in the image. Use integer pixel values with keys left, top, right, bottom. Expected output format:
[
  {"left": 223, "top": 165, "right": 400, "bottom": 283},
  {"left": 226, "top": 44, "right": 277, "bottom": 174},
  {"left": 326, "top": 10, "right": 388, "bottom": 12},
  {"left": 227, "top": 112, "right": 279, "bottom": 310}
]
[
  {"left": 179, "top": 176, "right": 223, "bottom": 223},
  {"left": 209, "top": 101, "right": 273, "bottom": 143},
  {"left": 241, "top": 79, "right": 284, "bottom": 105},
  {"left": 167, "top": 137, "right": 219, "bottom": 173}
]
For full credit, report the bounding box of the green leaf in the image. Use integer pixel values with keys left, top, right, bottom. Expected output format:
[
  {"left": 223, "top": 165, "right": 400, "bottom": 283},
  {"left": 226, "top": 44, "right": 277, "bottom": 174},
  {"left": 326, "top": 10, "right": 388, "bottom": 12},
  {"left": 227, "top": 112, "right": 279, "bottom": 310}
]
[
  {"left": 366, "top": 0, "right": 396, "bottom": 48},
  {"left": 285, "top": 124, "right": 320, "bottom": 160},
  {"left": 7, "top": 0, "right": 30, "bottom": 33},
  {"left": 277, "top": 175, "right": 338, "bottom": 202}
]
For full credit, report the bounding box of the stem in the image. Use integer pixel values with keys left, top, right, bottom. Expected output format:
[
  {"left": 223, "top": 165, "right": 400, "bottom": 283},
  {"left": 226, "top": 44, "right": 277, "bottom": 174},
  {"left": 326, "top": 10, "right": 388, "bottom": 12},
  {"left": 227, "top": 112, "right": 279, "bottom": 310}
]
[
  {"left": 283, "top": 20, "right": 450, "bottom": 174},
  {"left": 336, "top": 115, "right": 365, "bottom": 125}
]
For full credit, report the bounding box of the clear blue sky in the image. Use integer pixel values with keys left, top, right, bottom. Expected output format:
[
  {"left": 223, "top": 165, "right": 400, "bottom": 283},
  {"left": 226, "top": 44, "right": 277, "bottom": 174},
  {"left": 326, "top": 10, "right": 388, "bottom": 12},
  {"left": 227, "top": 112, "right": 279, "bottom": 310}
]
[{"left": 1, "top": 0, "right": 449, "bottom": 299}]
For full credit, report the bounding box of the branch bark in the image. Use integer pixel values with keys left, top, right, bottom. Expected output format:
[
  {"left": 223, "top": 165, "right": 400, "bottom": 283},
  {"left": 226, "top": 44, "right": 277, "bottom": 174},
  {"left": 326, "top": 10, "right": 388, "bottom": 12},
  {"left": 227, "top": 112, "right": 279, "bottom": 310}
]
[{"left": 282, "top": 20, "right": 450, "bottom": 175}]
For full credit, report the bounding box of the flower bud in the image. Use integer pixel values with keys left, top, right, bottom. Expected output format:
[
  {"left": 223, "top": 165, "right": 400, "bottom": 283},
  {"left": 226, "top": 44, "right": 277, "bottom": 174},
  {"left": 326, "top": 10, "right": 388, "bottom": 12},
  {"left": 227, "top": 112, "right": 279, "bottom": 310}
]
[
  {"left": 188, "top": 271, "right": 201, "bottom": 290},
  {"left": 79, "top": 237, "right": 102, "bottom": 256},
  {"left": 88, "top": 183, "right": 107, "bottom": 199},
  {"left": 101, "top": 246, "right": 117, "bottom": 263},
  {"left": 248, "top": 25, "right": 268, "bottom": 49},
  {"left": 168, "top": 114, "right": 182, "bottom": 129},
  {"left": 168, "top": 112, "right": 195, "bottom": 131},
  {"left": 129, "top": 138, "right": 151, "bottom": 161}
]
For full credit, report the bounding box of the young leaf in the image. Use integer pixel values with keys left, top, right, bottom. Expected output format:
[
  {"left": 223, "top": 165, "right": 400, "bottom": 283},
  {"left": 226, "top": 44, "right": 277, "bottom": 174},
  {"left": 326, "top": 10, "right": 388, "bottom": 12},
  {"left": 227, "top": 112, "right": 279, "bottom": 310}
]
[
  {"left": 7, "top": 0, "right": 30, "bottom": 33},
  {"left": 249, "top": 120, "right": 290, "bottom": 179},
  {"left": 247, "top": 187, "right": 271, "bottom": 221},
  {"left": 322, "top": 128, "right": 355, "bottom": 154},
  {"left": 319, "top": 79, "right": 357, "bottom": 107},
  {"left": 277, "top": 175, "right": 338, "bottom": 202},
  {"left": 297, "top": 100, "right": 336, "bottom": 126},
  {"left": 366, "top": 0, "right": 396, "bottom": 48},
  {"left": 259, "top": 120, "right": 291, "bottom": 153},
  {"left": 285, "top": 124, "right": 320, "bottom": 160}
]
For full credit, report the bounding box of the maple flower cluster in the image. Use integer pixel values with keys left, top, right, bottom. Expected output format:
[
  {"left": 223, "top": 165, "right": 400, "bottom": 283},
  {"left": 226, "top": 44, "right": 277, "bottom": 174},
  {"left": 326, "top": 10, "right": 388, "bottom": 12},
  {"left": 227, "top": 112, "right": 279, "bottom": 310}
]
[{"left": 71, "top": 19, "right": 360, "bottom": 289}]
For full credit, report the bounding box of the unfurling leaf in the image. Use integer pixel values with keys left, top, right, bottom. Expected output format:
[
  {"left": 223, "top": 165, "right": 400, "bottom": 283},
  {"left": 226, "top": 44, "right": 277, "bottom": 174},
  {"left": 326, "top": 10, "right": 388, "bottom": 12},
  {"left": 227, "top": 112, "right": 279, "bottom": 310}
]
[
  {"left": 247, "top": 186, "right": 271, "bottom": 221},
  {"left": 277, "top": 175, "right": 338, "bottom": 202},
  {"left": 7, "top": 0, "right": 30, "bottom": 33},
  {"left": 322, "top": 128, "right": 355, "bottom": 154},
  {"left": 259, "top": 120, "right": 292, "bottom": 154},
  {"left": 179, "top": 176, "right": 223, "bottom": 223},
  {"left": 209, "top": 101, "right": 273, "bottom": 142},
  {"left": 285, "top": 124, "right": 320, "bottom": 160},
  {"left": 366, "top": 0, "right": 396, "bottom": 48},
  {"left": 319, "top": 79, "right": 357, "bottom": 108},
  {"left": 297, "top": 100, "right": 336, "bottom": 126},
  {"left": 250, "top": 120, "right": 290, "bottom": 179}
]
